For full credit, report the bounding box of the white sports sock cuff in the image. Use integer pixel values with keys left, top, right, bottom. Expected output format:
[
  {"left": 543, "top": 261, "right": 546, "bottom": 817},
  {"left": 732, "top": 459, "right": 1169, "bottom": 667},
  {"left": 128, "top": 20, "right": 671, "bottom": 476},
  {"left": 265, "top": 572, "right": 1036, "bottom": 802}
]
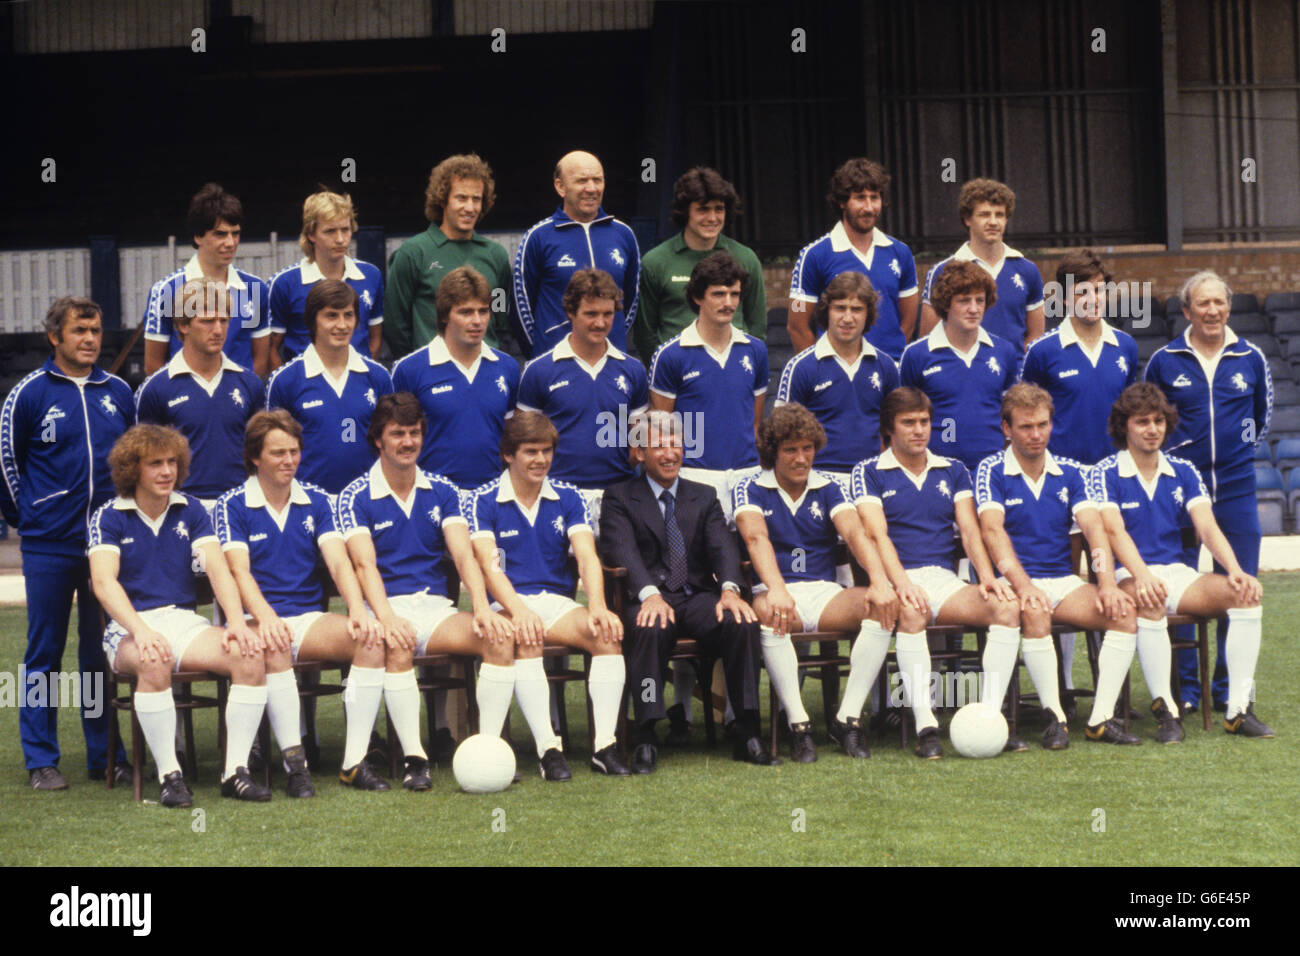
[
  {"left": 478, "top": 662, "right": 516, "bottom": 683},
  {"left": 1137, "top": 616, "right": 1168, "bottom": 633},
  {"left": 1103, "top": 629, "right": 1137, "bottom": 650},
  {"left": 895, "top": 630, "right": 927, "bottom": 651},
  {"left": 1021, "top": 637, "right": 1055, "bottom": 656},
  {"left": 265, "top": 669, "right": 297, "bottom": 691},
  {"left": 858, "top": 619, "right": 889, "bottom": 639},
  {"left": 589, "top": 655, "right": 626, "bottom": 681},
  {"left": 1227, "top": 606, "right": 1262, "bottom": 621},
  {"left": 759, "top": 625, "right": 785, "bottom": 647},
  {"left": 384, "top": 669, "right": 417, "bottom": 691},
  {"left": 514, "top": 657, "right": 546, "bottom": 678},
  {"left": 987, "top": 625, "right": 1020, "bottom": 646},
  {"left": 228, "top": 683, "right": 268, "bottom": 705},
  {"left": 348, "top": 665, "right": 385, "bottom": 687},
  {"left": 133, "top": 688, "right": 175, "bottom": 713}
]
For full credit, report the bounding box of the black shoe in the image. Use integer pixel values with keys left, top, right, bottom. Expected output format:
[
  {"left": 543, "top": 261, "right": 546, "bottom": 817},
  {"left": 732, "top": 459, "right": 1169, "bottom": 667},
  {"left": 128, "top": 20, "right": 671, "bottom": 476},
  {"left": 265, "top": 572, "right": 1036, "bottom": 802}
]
[
  {"left": 221, "top": 766, "right": 272, "bottom": 802},
  {"left": 631, "top": 743, "right": 658, "bottom": 774},
  {"left": 1224, "top": 704, "right": 1275, "bottom": 738},
  {"left": 363, "top": 730, "right": 388, "bottom": 770},
  {"left": 1085, "top": 719, "right": 1142, "bottom": 745},
  {"left": 430, "top": 727, "right": 457, "bottom": 766},
  {"left": 732, "top": 736, "right": 781, "bottom": 766},
  {"left": 789, "top": 722, "right": 818, "bottom": 763},
  {"left": 159, "top": 770, "right": 192, "bottom": 808},
  {"left": 1003, "top": 733, "right": 1029, "bottom": 753},
  {"left": 829, "top": 716, "right": 871, "bottom": 759},
  {"left": 539, "top": 748, "right": 572, "bottom": 781},
  {"left": 664, "top": 703, "right": 691, "bottom": 746},
  {"left": 590, "top": 744, "right": 631, "bottom": 776},
  {"left": 915, "top": 727, "right": 943, "bottom": 760},
  {"left": 402, "top": 756, "right": 432, "bottom": 791},
  {"left": 1151, "top": 698, "right": 1185, "bottom": 744},
  {"left": 247, "top": 735, "right": 266, "bottom": 774},
  {"left": 1042, "top": 710, "right": 1069, "bottom": 750},
  {"left": 89, "top": 763, "right": 134, "bottom": 784},
  {"left": 339, "top": 761, "right": 390, "bottom": 791},
  {"left": 30, "top": 766, "right": 68, "bottom": 790},
  {"left": 283, "top": 745, "right": 315, "bottom": 797}
]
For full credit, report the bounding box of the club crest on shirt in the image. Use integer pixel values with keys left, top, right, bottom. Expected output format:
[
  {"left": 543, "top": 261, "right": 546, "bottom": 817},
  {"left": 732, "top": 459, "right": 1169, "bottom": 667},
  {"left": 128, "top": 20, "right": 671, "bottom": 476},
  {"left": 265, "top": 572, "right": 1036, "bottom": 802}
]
[
  {"left": 870, "top": 371, "right": 882, "bottom": 391},
  {"left": 1057, "top": 487, "right": 1069, "bottom": 505},
  {"left": 1012, "top": 274, "right": 1025, "bottom": 291},
  {"left": 1116, "top": 355, "right": 1129, "bottom": 375},
  {"left": 986, "top": 356, "right": 1002, "bottom": 376},
  {"left": 303, "top": 514, "right": 315, "bottom": 535},
  {"left": 552, "top": 515, "right": 566, "bottom": 536},
  {"left": 1231, "top": 372, "right": 1248, "bottom": 392},
  {"left": 808, "top": 500, "right": 824, "bottom": 521},
  {"left": 937, "top": 479, "right": 952, "bottom": 499},
  {"left": 610, "top": 249, "right": 625, "bottom": 268},
  {"left": 1172, "top": 486, "right": 1184, "bottom": 506},
  {"left": 615, "top": 374, "right": 629, "bottom": 394},
  {"left": 230, "top": 388, "right": 245, "bottom": 407},
  {"left": 365, "top": 388, "right": 376, "bottom": 407},
  {"left": 241, "top": 301, "right": 254, "bottom": 318},
  {"left": 740, "top": 355, "right": 754, "bottom": 374},
  {"left": 496, "top": 375, "right": 508, "bottom": 394},
  {"left": 95, "top": 395, "right": 117, "bottom": 416},
  {"left": 360, "top": 289, "right": 373, "bottom": 308},
  {"left": 889, "top": 258, "right": 901, "bottom": 277},
  {"left": 427, "top": 505, "right": 441, "bottom": 526},
  {"left": 174, "top": 520, "right": 189, "bottom": 540}
]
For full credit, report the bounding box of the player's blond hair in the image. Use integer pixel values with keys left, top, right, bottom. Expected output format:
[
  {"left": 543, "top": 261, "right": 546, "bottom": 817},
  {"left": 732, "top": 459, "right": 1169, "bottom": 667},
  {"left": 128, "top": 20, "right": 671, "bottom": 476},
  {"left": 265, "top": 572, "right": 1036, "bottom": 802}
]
[
  {"left": 109, "top": 425, "right": 191, "bottom": 497},
  {"left": 300, "top": 189, "right": 358, "bottom": 259}
]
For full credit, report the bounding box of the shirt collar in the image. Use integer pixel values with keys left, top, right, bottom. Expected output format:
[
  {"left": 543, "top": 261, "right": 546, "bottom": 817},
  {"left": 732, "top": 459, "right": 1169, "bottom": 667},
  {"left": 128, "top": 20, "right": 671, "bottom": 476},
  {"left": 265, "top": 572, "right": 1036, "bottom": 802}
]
[
  {"left": 1116, "top": 449, "right": 1176, "bottom": 479},
  {"left": 243, "top": 476, "right": 311, "bottom": 509},
  {"left": 183, "top": 254, "right": 247, "bottom": 290},
  {"left": 552, "top": 205, "right": 613, "bottom": 227},
  {"left": 555, "top": 335, "right": 626, "bottom": 363},
  {"left": 113, "top": 492, "right": 188, "bottom": 511},
  {"left": 429, "top": 224, "right": 485, "bottom": 246},
  {"left": 813, "top": 333, "right": 876, "bottom": 361},
  {"left": 495, "top": 469, "right": 560, "bottom": 504},
  {"left": 300, "top": 256, "right": 365, "bottom": 283},
  {"left": 1058, "top": 318, "right": 1119, "bottom": 349},
  {"left": 926, "top": 322, "right": 993, "bottom": 352},
  {"left": 1004, "top": 449, "right": 1063, "bottom": 478},
  {"left": 167, "top": 350, "right": 243, "bottom": 378},
  {"left": 680, "top": 320, "right": 748, "bottom": 349},
  {"left": 367, "top": 460, "right": 432, "bottom": 499},
  {"left": 647, "top": 475, "right": 680, "bottom": 500},
  {"left": 1170, "top": 326, "right": 1240, "bottom": 353},
  {"left": 426, "top": 335, "right": 498, "bottom": 365},
  {"left": 755, "top": 469, "right": 832, "bottom": 490},
  {"left": 876, "top": 446, "right": 952, "bottom": 473},
  {"left": 828, "top": 220, "right": 892, "bottom": 253},
  {"left": 42, "top": 358, "right": 109, "bottom": 384},
  {"left": 952, "top": 240, "right": 1024, "bottom": 263},
  {"left": 302, "top": 342, "right": 369, "bottom": 377}
]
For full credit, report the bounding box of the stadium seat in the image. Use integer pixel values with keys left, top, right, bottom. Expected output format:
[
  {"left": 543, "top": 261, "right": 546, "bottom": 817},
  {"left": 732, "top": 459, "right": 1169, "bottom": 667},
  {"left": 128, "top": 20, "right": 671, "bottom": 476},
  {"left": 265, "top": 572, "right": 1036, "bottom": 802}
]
[
  {"left": 1135, "top": 334, "right": 1166, "bottom": 362},
  {"left": 1271, "top": 311, "right": 1300, "bottom": 338},
  {"left": 766, "top": 307, "right": 792, "bottom": 349},
  {"left": 1230, "top": 313, "right": 1271, "bottom": 335},
  {"left": 1253, "top": 442, "right": 1273, "bottom": 463},
  {"left": 1272, "top": 404, "right": 1300, "bottom": 435},
  {"left": 1268, "top": 357, "right": 1294, "bottom": 382},
  {"left": 1255, "top": 464, "right": 1284, "bottom": 492},
  {"left": 1255, "top": 466, "right": 1287, "bottom": 535},
  {"left": 1285, "top": 338, "right": 1300, "bottom": 361},
  {"left": 1274, "top": 437, "right": 1300, "bottom": 478},
  {"left": 1274, "top": 380, "right": 1300, "bottom": 406},
  {"left": 1249, "top": 333, "right": 1281, "bottom": 357},
  {"left": 1230, "top": 293, "right": 1260, "bottom": 314},
  {"left": 1263, "top": 292, "right": 1300, "bottom": 313},
  {"left": 1258, "top": 497, "right": 1286, "bottom": 535},
  {"left": 1164, "top": 295, "right": 1183, "bottom": 321},
  {"left": 1287, "top": 469, "right": 1300, "bottom": 525}
]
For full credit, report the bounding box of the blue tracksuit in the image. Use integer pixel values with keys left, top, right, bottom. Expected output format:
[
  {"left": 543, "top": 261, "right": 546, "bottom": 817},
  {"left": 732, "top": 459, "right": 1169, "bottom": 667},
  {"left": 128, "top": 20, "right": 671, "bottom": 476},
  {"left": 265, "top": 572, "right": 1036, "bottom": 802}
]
[
  {"left": 1, "top": 359, "right": 133, "bottom": 772},
  {"left": 1144, "top": 329, "right": 1273, "bottom": 706}
]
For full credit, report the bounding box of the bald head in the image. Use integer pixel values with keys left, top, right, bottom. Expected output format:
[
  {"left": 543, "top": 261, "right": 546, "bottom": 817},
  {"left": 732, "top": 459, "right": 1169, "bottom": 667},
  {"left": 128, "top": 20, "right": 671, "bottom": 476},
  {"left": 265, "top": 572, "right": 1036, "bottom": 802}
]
[{"left": 553, "top": 150, "right": 605, "bottom": 222}]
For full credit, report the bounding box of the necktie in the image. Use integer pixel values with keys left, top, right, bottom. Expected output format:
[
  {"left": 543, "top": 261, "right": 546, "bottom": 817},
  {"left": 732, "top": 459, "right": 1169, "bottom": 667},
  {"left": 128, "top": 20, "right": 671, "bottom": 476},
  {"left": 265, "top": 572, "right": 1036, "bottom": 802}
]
[{"left": 662, "top": 489, "right": 688, "bottom": 592}]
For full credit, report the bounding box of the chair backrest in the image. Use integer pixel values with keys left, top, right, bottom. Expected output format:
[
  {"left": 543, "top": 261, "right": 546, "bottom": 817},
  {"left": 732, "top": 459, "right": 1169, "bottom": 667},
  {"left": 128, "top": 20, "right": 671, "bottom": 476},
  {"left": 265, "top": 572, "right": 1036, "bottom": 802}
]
[
  {"left": 1254, "top": 464, "right": 1283, "bottom": 490},
  {"left": 1230, "top": 292, "right": 1260, "bottom": 314},
  {"left": 1230, "top": 313, "right": 1271, "bottom": 335},
  {"left": 1264, "top": 292, "right": 1300, "bottom": 313},
  {"left": 1272, "top": 311, "right": 1300, "bottom": 338},
  {"left": 1257, "top": 499, "right": 1285, "bottom": 535},
  {"left": 1253, "top": 442, "right": 1273, "bottom": 463}
]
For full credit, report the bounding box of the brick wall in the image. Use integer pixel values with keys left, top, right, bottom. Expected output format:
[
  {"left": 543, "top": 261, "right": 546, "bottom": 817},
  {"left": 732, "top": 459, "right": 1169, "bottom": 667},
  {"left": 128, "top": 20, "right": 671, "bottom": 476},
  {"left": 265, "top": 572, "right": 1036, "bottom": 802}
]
[{"left": 763, "top": 243, "right": 1300, "bottom": 313}]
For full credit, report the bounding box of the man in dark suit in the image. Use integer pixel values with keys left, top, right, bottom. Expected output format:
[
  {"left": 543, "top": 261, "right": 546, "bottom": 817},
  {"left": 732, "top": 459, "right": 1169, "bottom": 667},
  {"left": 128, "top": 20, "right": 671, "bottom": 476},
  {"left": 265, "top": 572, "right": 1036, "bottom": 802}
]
[{"left": 599, "top": 410, "right": 777, "bottom": 772}]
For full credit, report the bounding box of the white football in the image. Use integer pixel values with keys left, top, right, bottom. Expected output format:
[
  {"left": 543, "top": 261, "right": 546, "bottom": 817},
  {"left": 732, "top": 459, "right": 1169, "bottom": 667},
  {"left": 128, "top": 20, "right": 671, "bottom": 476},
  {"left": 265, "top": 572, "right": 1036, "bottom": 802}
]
[
  {"left": 452, "top": 733, "right": 517, "bottom": 793},
  {"left": 948, "top": 703, "right": 1008, "bottom": 759}
]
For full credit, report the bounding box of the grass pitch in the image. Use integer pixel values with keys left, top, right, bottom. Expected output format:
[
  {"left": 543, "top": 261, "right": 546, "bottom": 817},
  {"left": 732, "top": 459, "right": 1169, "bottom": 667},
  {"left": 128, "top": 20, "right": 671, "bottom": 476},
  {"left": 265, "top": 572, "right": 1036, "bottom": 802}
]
[{"left": 1, "top": 574, "right": 1296, "bottom": 867}]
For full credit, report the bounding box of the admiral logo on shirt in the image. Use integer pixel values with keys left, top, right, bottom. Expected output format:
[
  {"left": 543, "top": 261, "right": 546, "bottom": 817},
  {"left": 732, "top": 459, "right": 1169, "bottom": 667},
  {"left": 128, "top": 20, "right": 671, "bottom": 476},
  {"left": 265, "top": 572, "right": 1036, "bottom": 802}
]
[
  {"left": 1058, "top": 369, "right": 1079, "bottom": 379},
  {"left": 986, "top": 356, "right": 1002, "bottom": 376},
  {"left": 430, "top": 385, "right": 454, "bottom": 395},
  {"left": 167, "top": 395, "right": 189, "bottom": 408},
  {"left": 230, "top": 388, "right": 245, "bottom": 407},
  {"left": 610, "top": 249, "right": 625, "bottom": 268},
  {"left": 499, "top": 528, "right": 519, "bottom": 538},
  {"left": 548, "top": 379, "right": 571, "bottom": 392},
  {"left": 100, "top": 395, "right": 118, "bottom": 416},
  {"left": 1172, "top": 374, "right": 1192, "bottom": 388},
  {"left": 882, "top": 489, "right": 897, "bottom": 499},
  {"left": 250, "top": 532, "right": 268, "bottom": 542},
  {"left": 427, "top": 260, "right": 443, "bottom": 271},
  {"left": 1231, "top": 373, "right": 1248, "bottom": 392},
  {"left": 557, "top": 254, "right": 577, "bottom": 268},
  {"left": 922, "top": 365, "right": 942, "bottom": 377},
  {"left": 1005, "top": 497, "right": 1023, "bottom": 506},
  {"left": 302, "top": 399, "right": 324, "bottom": 409},
  {"left": 374, "top": 520, "right": 393, "bottom": 531},
  {"left": 43, "top": 404, "right": 67, "bottom": 421},
  {"left": 814, "top": 380, "right": 834, "bottom": 392},
  {"left": 1121, "top": 501, "right": 1140, "bottom": 509},
  {"left": 683, "top": 370, "right": 701, "bottom": 382}
]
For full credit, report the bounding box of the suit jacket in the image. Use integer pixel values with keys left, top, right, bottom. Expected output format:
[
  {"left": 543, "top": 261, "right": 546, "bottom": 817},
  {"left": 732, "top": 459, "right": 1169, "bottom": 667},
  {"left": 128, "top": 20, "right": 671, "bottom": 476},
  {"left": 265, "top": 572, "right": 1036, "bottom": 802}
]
[{"left": 599, "top": 475, "right": 743, "bottom": 602}]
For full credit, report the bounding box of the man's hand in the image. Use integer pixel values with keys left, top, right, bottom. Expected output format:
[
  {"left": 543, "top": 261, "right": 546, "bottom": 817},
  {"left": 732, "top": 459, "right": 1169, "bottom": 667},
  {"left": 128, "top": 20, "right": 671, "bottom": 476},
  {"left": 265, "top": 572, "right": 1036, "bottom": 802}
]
[
  {"left": 636, "top": 593, "right": 675, "bottom": 629},
  {"left": 764, "top": 585, "right": 798, "bottom": 636},
  {"left": 347, "top": 610, "right": 385, "bottom": 649},
  {"left": 717, "top": 589, "right": 758, "bottom": 625},
  {"left": 222, "top": 620, "right": 263, "bottom": 657},
  {"left": 473, "top": 607, "right": 515, "bottom": 645},
  {"left": 1094, "top": 582, "right": 1135, "bottom": 620},
  {"left": 1226, "top": 571, "right": 1262, "bottom": 605},
  {"left": 1015, "top": 582, "right": 1052, "bottom": 613},
  {"left": 380, "top": 613, "right": 418, "bottom": 651},
  {"left": 895, "top": 579, "right": 931, "bottom": 618},
  {"left": 134, "top": 627, "right": 173, "bottom": 665},
  {"left": 258, "top": 613, "right": 293, "bottom": 653},
  {"left": 980, "top": 577, "right": 1018, "bottom": 605},
  {"left": 1131, "top": 573, "right": 1168, "bottom": 610},
  {"left": 588, "top": 607, "right": 624, "bottom": 645},
  {"left": 865, "top": 581, "right": 899, "bottom": 631},
  {"left": 511, "top": 608, "right": 547, "bottom": 647}
]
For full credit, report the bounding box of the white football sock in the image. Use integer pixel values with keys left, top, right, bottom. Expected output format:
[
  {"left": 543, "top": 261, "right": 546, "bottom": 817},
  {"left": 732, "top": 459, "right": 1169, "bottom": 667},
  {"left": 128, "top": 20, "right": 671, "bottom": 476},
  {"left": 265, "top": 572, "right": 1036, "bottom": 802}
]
[
  {"left": 341, "top": 665, "right": 384, "bottom": 770},
  {"left": 383, "top": 670, "right": 426, "bottom": 760},
  {"left": 1087, "top": 630, "right": 1136, "bottom": 725},
  {"left": 475, "top": 663, "right": 516, "bottom": 738},
  {"left": 760, "top": 627, "right": 809, "bottom": 726},
  {"left": 672, "top": 661, "right": 695, "bottom": 722},
  {"left": 1059, "top": 631, "right": 1076, "bottom": 689},
  {"left": 264, "top": 669, "right": 302, "bottom": 753},
  {"left": 981, "top": 625, "right": 1021, "bottom": 714},
  {"left": 1022, "top": 637, "right": 1065, "bottom": 722},
  {"left": 587, "top": 655, "right": 626, "bottom": 752},
  {"left": 1225, "top": 606, "right": 1262, "bottom": 718},
  {"left": 134, "top": 689, "right": 181, "bottom": 782},
  {"left": 836, "top": 620, "right": 891, "bottom": 723},
  {"left": 513, "top": 657, "right": 562, "bottom": 757},
  {"left": 896, "top": 630, "right": 938, "bottom": 732},
  {"left": 1136, "top": 617, "right": 1175, "bottom": 710},
  {"left": 223, "top": 683, "right": 268, "bottom": 781}
]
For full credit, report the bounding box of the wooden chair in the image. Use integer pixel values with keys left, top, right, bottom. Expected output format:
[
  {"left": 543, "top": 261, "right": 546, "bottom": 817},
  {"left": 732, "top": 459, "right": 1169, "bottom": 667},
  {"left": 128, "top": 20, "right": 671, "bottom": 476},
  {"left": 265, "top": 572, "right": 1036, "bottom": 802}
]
[{"left": 1166, "top": 613, "right": 1212, "bottom": 732}]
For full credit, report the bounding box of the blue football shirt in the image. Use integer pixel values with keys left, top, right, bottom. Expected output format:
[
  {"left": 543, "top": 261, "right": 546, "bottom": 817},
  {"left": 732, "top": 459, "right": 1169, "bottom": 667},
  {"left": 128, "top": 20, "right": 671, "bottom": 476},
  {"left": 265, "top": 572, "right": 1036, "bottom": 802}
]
[
  {"left": 852, "top": 447, "right": 972, "bottom": 571},
  {"left": 87, "top": 492, "right": 217, "bottom": 611},
  {"left": 1088, "top": 450, "right": 1210, "bottom": 567},
  {"left": 142, "top": 257, "right": 270, "bottom": 370},
  {"left": 732, "top": 470, "right": 853, "bottom": 583},
  {"left": 922, "top": 243, "right": 1044, "bottom": 355},
  {"left": 467, "top": 472, "right": 591, "bottom": 597},
  {"left": 974, "top": 449, "right": 1095, "bottom": 577},
  {"left": 267, "top": 257, "right": 384, "bottom": 358}
]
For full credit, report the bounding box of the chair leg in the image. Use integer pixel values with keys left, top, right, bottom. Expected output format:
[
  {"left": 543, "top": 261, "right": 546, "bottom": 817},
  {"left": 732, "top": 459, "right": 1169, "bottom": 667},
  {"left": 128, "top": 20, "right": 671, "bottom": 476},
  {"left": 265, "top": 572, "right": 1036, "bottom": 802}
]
[
  {"left": 1006, "top": 669, "right": 1020, "bottom": 737},
  {"left": 1119, "top": 675, "right": 1132, "bottom": 733},
  {"left": 217, "top": 678, "right": 229, "bottom": 774},
  {"left": 182, "top": 689, "right": 198, "bottom": 781},
  {"left": 463, "top": 659, "right": 480, "bottom": 736},
  {"left": 701, "top": 658, "right": 717, "bottom": 747},
  {"left": 819, "top": 639, "right": 841, "bottom": 729},
  {"left": 257, "top": 716, "right": 272, "bottom": 788},
  {"left": 768, "top": 680, "right": 779, "bottom": 758},
  {"left": 130, "top": 704, "right": 145, "bottom": 802},
  {"left": 583, "top": 654, "right": 596, "bottom": 756},
  {"left": 106, "top": 673, "right": 120, "bottom": 792},
  {"left": 386, "top": 708, "right": 401, "bottom": 780},
  {"left": 555, "top": 680, "right": 571, "bottom": 754},
  {"left": 1198, "top": 620, "right": 1211, "bottom": 733}
]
